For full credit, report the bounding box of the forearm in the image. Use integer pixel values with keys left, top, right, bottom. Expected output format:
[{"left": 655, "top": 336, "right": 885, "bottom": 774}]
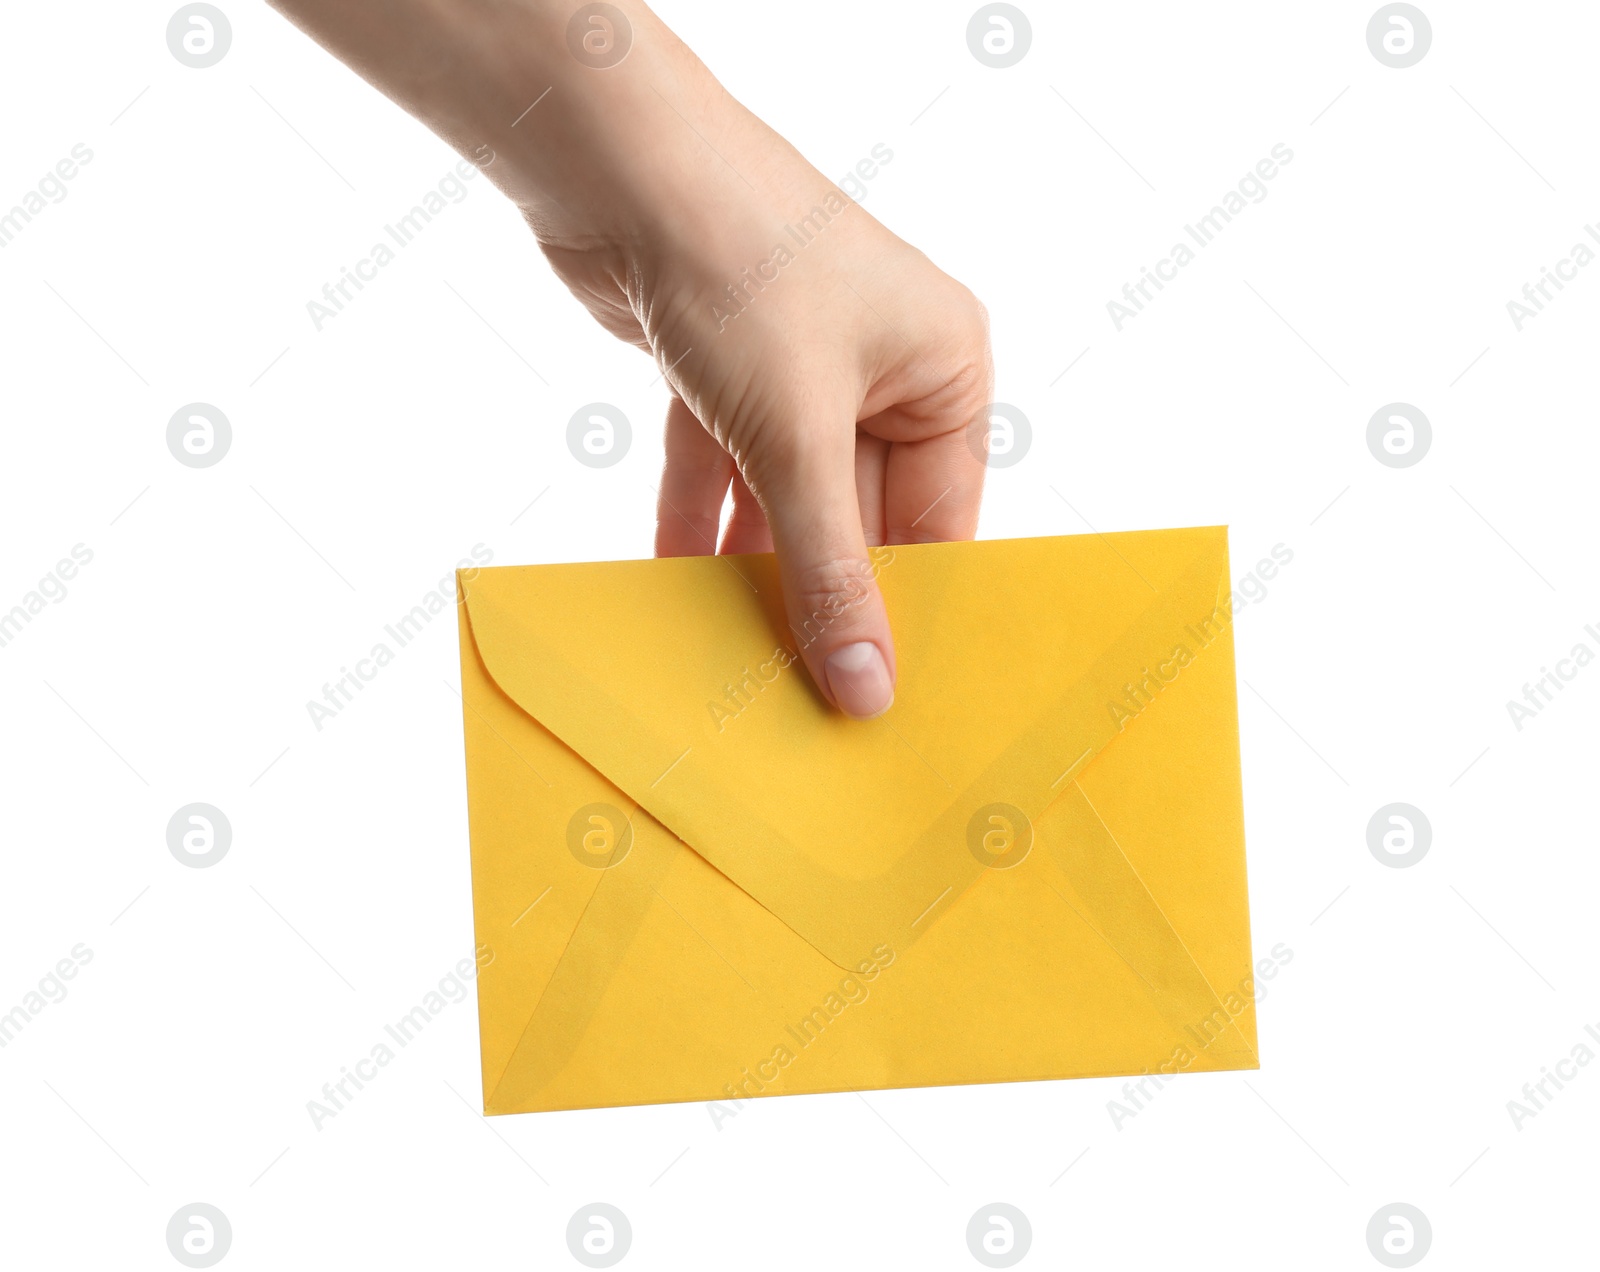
[{"left": 266, "top": 0, "right": 735, "bottom": 242}]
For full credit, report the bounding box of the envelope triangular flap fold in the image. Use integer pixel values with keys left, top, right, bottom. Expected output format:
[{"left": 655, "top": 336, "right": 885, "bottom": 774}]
[{"left": 459, "top": 527, "right": 1232, "bottom": 971}]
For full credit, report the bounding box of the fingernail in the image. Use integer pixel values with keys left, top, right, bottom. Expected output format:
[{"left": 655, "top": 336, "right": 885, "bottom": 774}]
[{"left": 824, "top": 642, "right": 894, "bottom": 719}]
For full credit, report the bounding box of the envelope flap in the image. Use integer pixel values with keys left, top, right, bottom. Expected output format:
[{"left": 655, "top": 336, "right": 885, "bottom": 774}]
[{"left": 460, "top": 528, "right": 1233, "bottom": 967}]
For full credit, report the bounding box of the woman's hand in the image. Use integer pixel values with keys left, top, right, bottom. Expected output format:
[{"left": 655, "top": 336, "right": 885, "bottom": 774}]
[{"left": 270, "top": 0, "right": 994, "bottom": 717}]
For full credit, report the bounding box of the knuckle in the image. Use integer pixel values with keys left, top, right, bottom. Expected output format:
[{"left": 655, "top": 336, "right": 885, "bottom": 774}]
[
  {"left": 787, "top": 556, "right": 880, "bottom": 647},
  {"left": 955, "top": 283, "right": 990, "bottom": 336}
]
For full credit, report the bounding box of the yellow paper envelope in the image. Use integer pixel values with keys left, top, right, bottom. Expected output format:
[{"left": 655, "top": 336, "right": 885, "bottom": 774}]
[{"left": 456, "top": 526, "right": 1258, "bottom": 1115}]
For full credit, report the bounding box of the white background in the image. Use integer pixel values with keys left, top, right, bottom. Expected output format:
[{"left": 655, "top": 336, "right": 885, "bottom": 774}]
[{"left": 2, "top": 0, "right": 1596, "bottom": 1267}]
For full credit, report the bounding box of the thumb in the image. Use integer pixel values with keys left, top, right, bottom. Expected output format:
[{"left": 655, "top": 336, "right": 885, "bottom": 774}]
[{"left": 757, "top": 438, "right": 896, "bottom": 720}]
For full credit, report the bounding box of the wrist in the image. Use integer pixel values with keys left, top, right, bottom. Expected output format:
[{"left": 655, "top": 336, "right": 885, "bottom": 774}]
[{"left": 459, "top": 3, "right": 738, "bottom": 247}]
